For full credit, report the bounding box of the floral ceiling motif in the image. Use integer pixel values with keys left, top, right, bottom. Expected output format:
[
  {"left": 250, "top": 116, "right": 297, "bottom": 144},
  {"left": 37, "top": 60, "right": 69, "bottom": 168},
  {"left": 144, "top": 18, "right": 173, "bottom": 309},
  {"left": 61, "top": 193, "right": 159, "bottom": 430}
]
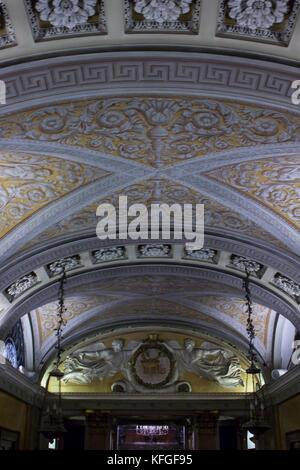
[
  {"left": 228, "top": 0, "right": 288, "bottom": 30},
  {"left": 47, "top": 255, "right": 81, "bottom": 276},
  {"left": 138, "top": 244, "right": 172, "bottom": 258},
  {"left": 273, "top": 273, "right": 300, "bottom": 301},
  {"left": 19, "top": 177, "right": 286, "bottom": 253},
  {"left": 206, "top": 156, "right": 300, "bottom": 229},
  {"left": 184, "top": 248, "right": 217, "bottom": 262},
  {"left": 217, "top": 0, "right": 300, "bottom": 45},
  {"left": 0, "top": 151, "right": 109, "bottom": 239},
  {"left": 25, "top": 0, "right": 107, "bottom": 41},
  {"left": 188, "top": 295, "right": 274, "bottom": 345},
  {"left": 92, "top": 247, "right": 127, "bottom": 263},
  {"left": 0, "top": 1, "right": 17, "bottom": 49},
  {"left": 36, "top": 0, "right": 97, "bottom": 30},
  {"left": 2, "top": 97, "right": 299, "bottom": 168},
  {"left": 125, "top": 0, "right": 201, "bottom": 33},
  {"left": 230, "top": 255, "right": 263, "bottom": 275},
  {"left": 133, "top": 0, "right": 193, "bottom": 23},
  {"left": 5, "top": 272, "right": 38, "bottom": 302},
  {"left": 33, "top": 294, "right": 119, "bottom": 343}
]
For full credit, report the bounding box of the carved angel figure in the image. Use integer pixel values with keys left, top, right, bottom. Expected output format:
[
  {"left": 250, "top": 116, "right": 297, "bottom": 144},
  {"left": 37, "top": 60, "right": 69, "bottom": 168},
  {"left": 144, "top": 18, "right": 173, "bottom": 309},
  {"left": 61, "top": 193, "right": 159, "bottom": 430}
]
[
  {"left": 178, "top": 339, "right": 244, "bottom": 388},
  {"left": 63, "top": 339, "right": 126, "bottom": 384}
]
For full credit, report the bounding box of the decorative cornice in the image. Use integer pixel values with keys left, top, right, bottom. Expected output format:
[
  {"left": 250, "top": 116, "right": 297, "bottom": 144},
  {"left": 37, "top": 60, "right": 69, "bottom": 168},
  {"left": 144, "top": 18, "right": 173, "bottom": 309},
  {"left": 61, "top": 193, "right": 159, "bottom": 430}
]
[
  {"left": 1, "top": 262, "right": 299, "bottom": 340},
  {"left": 0, "top": 363, "right": 43, "bottom": 406},
  {"left": 0, "top": 52, "right": 299, "bottom": 114},
  {"left": 266, "top": 366, "right": 300, "bottom": 405}
]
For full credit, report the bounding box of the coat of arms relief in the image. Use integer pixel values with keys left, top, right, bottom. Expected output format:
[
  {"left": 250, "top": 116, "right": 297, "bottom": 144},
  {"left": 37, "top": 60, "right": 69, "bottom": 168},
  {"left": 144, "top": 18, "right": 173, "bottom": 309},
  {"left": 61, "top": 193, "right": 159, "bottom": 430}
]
[{"left": 62, "top": 335, "right": 244, "bottom": 393}]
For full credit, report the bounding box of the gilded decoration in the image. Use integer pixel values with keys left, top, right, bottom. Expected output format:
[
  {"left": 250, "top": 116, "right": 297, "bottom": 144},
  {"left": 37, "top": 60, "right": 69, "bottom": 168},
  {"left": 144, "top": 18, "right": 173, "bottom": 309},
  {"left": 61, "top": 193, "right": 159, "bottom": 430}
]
[
  {"left": 129, "top": 338, "right": 177, "bottom": 390},
  {"left": 0, "top": 151, "right": 110, "bottom": 238},
  {"left": 33, "top": 295, "right": 118, "bottom": 343},
  {"left": 1, "top": 97, "right": 300, "bottom": 168},
  {"left": 206, "top": 156, "right": 300, "bottom": 229},
  {"left": 61, "top": 333, "right": 244, "bottom": 392},
  {"left": 189, "top": 295, "right": 273, "bottom": 345},
  {"left": 20, "top": 178, "right": 284, "bottom": 251}
]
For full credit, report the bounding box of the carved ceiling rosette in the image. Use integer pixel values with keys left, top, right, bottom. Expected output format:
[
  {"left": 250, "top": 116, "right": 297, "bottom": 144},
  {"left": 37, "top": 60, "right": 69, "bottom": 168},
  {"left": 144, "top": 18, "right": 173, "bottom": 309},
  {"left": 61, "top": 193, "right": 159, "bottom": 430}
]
[
  {"left": 25, "top": 0, "right": 107, "bottom": 40},
  {"left": 125, "top": 0, "right": 201, "bottom": 33},
  {"left": 0, "top": 1, "right": 17, "bottom": 49},
  {"left": 217, "top": 0, "right": 300, "bottom": 45}
]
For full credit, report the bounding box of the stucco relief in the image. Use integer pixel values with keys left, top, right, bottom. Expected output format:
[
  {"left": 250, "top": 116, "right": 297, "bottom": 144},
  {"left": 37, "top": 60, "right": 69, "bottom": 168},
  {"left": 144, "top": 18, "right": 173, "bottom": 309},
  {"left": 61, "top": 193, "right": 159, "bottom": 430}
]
[
  {"left": 19, "top": 178, "right": 283, "bottom": 253},
  {"left": 62, "top": 335, "right": 243, "bottom": 390},
  {"left": 188, "top": 295, "right": 273, "bottom": 345},
  {"left": 217, "top": 0, "right": 300, "bottom": 45},
  {"left": 0, "top": 1, "right": 17, "bottom": 49},
  {"left": 0, "top": 151, "right": 109, "bottom": 238},
  {"left": 33, "top": 295, "right": 118, "bottom": 343},
  {"left": 206, "top": 156, "right": 300, "bottom": 229},
  {"left": 25, "top": 0, "right": 107, "bottom": 41},
  {"left": 1, "top": 97, "right": 299, "bottom": 168}
]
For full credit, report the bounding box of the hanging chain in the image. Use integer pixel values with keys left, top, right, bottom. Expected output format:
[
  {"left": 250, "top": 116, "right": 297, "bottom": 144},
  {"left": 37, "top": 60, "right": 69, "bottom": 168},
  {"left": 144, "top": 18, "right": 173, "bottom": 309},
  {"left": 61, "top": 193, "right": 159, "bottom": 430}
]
[
  {"left": 243, "top": 268, "right": 258, "bottom": 369},
  {"left": 54, "top": 267, "right": 67, "bottom": 371}
]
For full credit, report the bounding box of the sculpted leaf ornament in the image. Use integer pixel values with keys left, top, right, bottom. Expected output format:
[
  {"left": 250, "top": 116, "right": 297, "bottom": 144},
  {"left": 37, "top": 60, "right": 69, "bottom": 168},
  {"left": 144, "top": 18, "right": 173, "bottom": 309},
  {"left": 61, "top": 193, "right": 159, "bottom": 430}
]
[
  {"left": 36, "top": 0, "right": 97, "bottom": 30},
  {"left": 228, "top": 0, "right": 288, "bottom": 30},
  {"left": 134, "top": 0, "right": 193, "bottom": 23}
]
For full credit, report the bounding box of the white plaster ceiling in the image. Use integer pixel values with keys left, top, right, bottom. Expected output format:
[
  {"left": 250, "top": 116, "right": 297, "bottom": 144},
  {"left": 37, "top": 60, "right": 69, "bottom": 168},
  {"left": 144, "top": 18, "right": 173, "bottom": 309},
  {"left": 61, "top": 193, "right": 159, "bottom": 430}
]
[{"left": 1, "top": 0, "right": 300, "bottom": 65}]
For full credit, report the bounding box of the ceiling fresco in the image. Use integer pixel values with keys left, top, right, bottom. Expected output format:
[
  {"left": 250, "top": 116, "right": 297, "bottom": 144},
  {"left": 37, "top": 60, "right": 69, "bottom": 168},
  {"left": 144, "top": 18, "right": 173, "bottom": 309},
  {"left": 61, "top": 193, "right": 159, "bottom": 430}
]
[{"left": 0, "top": 2, "right": 299, "bottom": 387}]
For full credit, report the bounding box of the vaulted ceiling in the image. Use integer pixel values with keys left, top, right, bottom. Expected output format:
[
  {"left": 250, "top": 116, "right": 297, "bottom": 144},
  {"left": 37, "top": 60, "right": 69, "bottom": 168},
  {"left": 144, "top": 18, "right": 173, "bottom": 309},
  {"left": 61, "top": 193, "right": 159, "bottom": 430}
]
[{"left": 0, "top": 0, "right": 299, "bottom": 384}]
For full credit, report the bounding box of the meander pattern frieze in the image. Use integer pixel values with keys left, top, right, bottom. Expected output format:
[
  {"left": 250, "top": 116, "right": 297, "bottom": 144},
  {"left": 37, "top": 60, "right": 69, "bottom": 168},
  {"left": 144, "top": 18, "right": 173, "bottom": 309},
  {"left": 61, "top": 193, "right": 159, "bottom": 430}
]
[{"left": 0, "top": 53, "right": 299, "bottom": 112}]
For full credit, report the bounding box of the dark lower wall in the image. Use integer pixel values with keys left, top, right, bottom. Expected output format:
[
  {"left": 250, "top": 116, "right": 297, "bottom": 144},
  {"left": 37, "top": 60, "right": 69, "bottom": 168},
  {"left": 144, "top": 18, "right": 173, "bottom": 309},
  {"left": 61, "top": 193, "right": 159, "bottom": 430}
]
[
  {"left": 276, "top": 393, "right": 300, "bottom": 449},
  {"left": 0, "top": 390, "right": 32, "bottom": 449}
]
